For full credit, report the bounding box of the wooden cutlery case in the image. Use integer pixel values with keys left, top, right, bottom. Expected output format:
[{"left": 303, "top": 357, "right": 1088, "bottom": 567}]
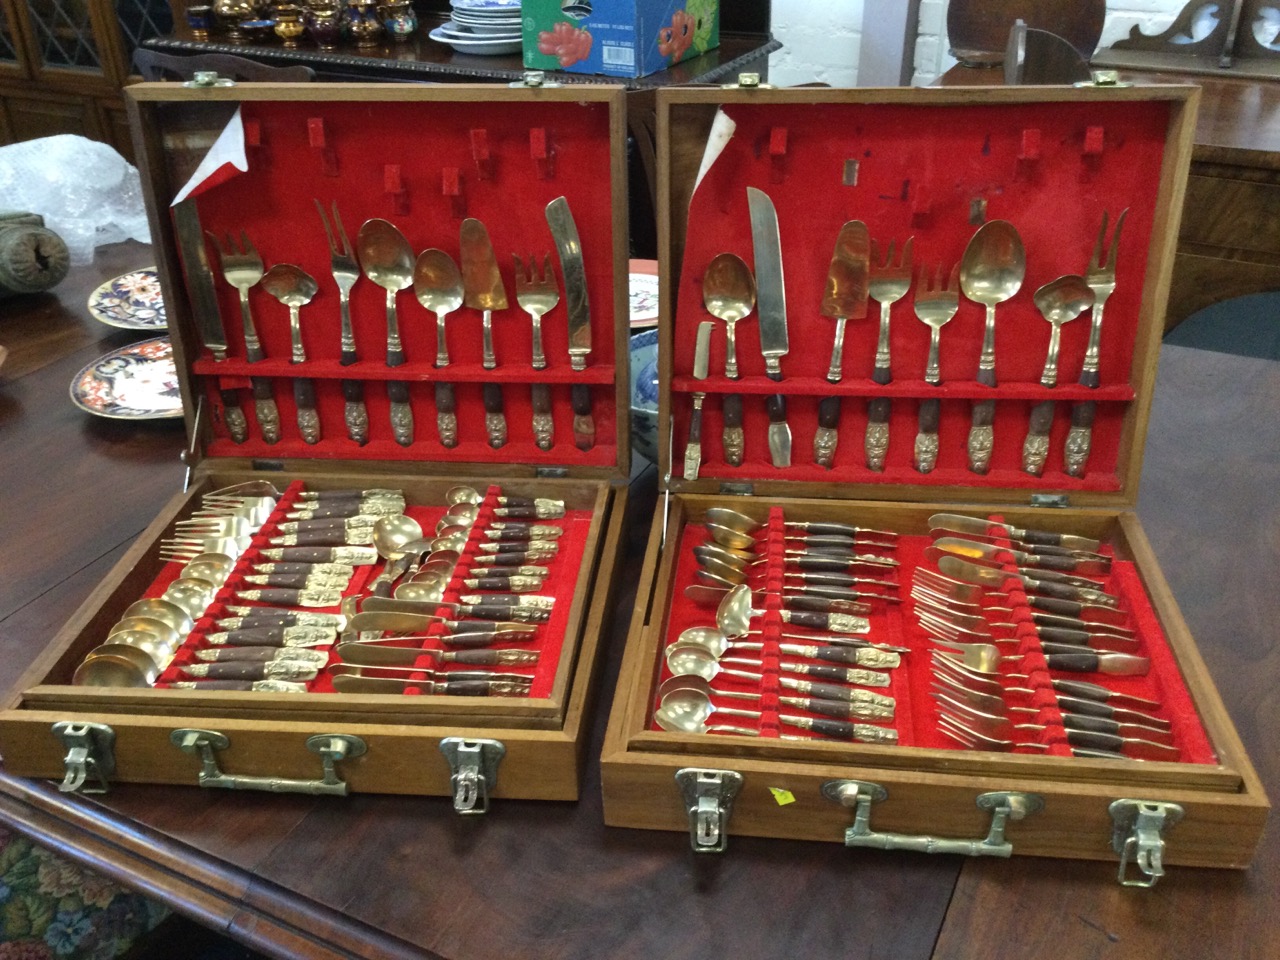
[
  {"left": 600, "top": 83, "right": 1269, "bottom": 879},
  {"left": 0, "top": 82, "right": 632, "bottom": 808}
]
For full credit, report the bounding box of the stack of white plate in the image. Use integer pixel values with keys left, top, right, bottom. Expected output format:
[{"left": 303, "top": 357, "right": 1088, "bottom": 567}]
[{"left": 429, "top": 0, "right": 523, "bottom": 56}]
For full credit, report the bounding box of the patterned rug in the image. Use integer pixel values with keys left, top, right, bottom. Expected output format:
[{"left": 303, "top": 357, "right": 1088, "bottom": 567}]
[{"left": 0, "top": 825, "right": 167, "bottom": 960}]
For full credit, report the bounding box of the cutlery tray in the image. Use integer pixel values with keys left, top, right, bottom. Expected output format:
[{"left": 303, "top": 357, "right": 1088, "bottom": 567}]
[
  {"left": 600, "top": 84, "right": 1268, "bottom": 876},
  {"left": 0, "top": 82, "right": 633, "bottom": 806}
]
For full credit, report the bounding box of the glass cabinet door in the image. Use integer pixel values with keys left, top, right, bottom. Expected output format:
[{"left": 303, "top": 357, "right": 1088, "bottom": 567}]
[
  {"left": 0, "top": 0, "right": 26, "bottom": 73},
  {"left": 22, "top": 0, "right": 103, "bottom": 74}
]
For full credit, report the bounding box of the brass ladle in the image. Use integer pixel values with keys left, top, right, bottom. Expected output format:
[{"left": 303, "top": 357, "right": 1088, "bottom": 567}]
[{"left": 1033, "top": 274, "right": 1095, "bottom": 388}]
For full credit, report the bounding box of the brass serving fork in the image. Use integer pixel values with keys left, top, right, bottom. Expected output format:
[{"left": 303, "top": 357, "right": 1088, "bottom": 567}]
[
  {"left": 867, "top": 237, "right": 913, "bottom": 384},
  {"left": 513, "top": 254, "right": 559, "bottom": 370},
  {"left": 314, "top": 200, "right": 360, "bottom": 364},
  {"left": 209, "top": 231, "right": 266, "bottom": 362},
  {"left": 910, "top": 261, "right": 956, "bottom": 473},
  {"left": 1066, "top": 209, "right": 1128, "bottom": 477},
  {"left": 1080, "top": 209, "right": 1126, "bottom": 388},
  {"left": 914, "top": 262, "right": 959, "bottom": 385}
]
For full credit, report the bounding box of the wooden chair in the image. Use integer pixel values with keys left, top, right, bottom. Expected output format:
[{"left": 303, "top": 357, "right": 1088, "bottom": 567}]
[{"left": 132, "top": 47, "right": 316, "bottom": 82}]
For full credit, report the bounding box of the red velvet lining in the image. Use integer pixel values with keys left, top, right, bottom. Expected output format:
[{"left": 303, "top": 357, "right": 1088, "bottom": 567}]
[
  {"left": 175, "top": 98, "right": 619, "bottom": 464},
  {"left": 143, "top": 480, "right": 588, "bottom": 699},
  {"left": 649, "top": 511, "right": 1217, "bottom": 765},
  {"left": 668, "top": 99, "right": 1171, "bottom": 486}
]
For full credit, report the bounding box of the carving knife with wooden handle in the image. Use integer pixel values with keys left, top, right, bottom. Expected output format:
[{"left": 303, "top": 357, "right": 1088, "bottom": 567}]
[
  {"left": 172, "top": 199, "right": 248, "bottom": 442},
  {"left": 747, "top": 187, "right": 790, "bottom": 467},
  {"left": 545, "top": 197, "right": 595, "bottom": 450}
]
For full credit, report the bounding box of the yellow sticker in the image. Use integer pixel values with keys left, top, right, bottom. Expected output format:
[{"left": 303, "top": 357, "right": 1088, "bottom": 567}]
[{"left": 769, "top": 787, "right": 796, "bottom": 806}]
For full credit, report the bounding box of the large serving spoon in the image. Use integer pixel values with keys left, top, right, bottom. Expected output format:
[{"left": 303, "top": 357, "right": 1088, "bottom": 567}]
[
  {"left": 414, "top": 249, "right": 464, "bottom": 368},
  {"left": 356, "top": 219, "right": 415, "bottom": 367},
  {"left": 959, "top": 220, "right": 1026, "bottom": 387},
  {"left": 703, "top": 252, "right": 756, "bottom": 379},
  {"left": 1033, "top": 275, "right": 1095, "bottom": 387}
]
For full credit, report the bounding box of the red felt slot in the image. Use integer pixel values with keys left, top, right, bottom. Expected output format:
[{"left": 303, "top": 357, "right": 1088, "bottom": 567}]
[
  {"left": 668, "top": 99, "right": 1170, "bottom": 487},
  {"left": 181, "top": 98, "right": 618, "bottom": 465},
  {"left": 649, "top": 509, "right": 1218, "bottom": 766},
  {"left": 144, "top": 480, "right": 590, "bottom": 702}
]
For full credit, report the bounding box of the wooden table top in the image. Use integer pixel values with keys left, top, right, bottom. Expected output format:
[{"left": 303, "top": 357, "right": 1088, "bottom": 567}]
[{"left": 0, "top": 243, "right": 1275, "bottom": 960}]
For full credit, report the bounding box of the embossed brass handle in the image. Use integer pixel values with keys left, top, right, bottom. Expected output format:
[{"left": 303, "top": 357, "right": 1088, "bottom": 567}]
[
  {"left": 170, "top": 728, "right": 365, "bottom": 796},
  {"left": 822, "top": 779, "right": 1043, "bottom": 858}
]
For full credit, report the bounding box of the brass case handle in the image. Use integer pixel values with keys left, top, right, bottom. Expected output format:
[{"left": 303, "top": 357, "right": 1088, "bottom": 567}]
[
  {"left": 170, "top": 728, "right": 366, "bottom": 796},
  {"left": 822, "top": 779, "right": 1043, "bottom": 858}
]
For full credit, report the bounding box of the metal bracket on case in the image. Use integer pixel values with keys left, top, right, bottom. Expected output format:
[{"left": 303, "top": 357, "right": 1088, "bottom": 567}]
[
  {"left": 1031, "top": 493, "right": 1070, "bottom": 508},
  {"left": 169, "top": 728, "right": 365, "bottom": 795},
  {"left": 675, "top": 768, "right": 743, "bottom": 853},
  {"left": 822, "top": 779, "right": 1044, "bottom": 857},
  {"left": 1109, "top": 799, "right": 1184, "bottom": 887},
  {"left": 439, "top": 737, "right": 506, "bottom": 814},
  {"left": 52, "top": 722, "right": 116, "bottom": 794}
]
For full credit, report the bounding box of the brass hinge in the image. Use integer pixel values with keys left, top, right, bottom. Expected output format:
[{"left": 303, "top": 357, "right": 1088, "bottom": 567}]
[
  {"left": 723, "top": 72, "right": 773, "bottom": 90},
  {"left": 1031, "top": 493, "right": 1070, "bottom": 508}
]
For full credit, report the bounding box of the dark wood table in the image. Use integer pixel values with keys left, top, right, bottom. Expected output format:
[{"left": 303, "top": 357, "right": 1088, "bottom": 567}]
[{"left": 0, "top": 244, "right": 1275, "bottom": 960}]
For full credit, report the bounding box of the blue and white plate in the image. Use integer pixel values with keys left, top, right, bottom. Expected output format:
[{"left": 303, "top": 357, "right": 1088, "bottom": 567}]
[
  {"left": 70, "top": 336, "right": 182, "bottom": 420},
  {"left": 428, "top": 23, "right": 522, "bottom": 54},
  {"left": 440, "top": 19, "right": 521, "bottom": 39},
  {"left": 86, "top": 267, "right": 167, "bottom": 331},
  {"left": 450, "top": 0, "right": 522, "bottom": 12},
  {"left": 629, "top": 327, "right": 659, "bottom": 462}
]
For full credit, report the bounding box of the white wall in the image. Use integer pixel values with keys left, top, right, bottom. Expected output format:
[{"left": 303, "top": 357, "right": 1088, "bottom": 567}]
[
  {"left": 767, "top": 0, "right": 864, "bottom": 87},
  {"left": 766, "top": 1, "right": 1196, "bottom": 87}
]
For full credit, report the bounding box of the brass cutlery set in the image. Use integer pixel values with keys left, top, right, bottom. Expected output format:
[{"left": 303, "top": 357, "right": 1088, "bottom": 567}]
[
  {"left": 74, "top": 481, "right": 581, "bottom": 698},
  {"left": 913, "top": 514, "right": 1183, "bottom": 762},
  {"left": 651, "top": 508, "right": 1193, "bottom": 762},
  {"left": 652, "top": 507, "right": 907, "bottom": 743},
  {"left": 178, "top": 195, "right": 598, "bottom": 453},
  {"left": 678, "top": 188, "right": 1128, "bottom": 480}
]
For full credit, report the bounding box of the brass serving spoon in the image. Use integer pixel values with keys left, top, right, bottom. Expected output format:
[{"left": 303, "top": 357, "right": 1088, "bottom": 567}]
[
  {"left": 703, "top": 252, "right": 756, "bottom": 379},
  {"left": 414, "top": 249, "right": 464, "bottom": 368}
]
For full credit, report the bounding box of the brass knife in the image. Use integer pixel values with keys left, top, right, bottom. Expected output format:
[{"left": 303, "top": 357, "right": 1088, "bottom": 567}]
[
  {"left": 683, "top": 320, "right": 713, "bottom": 479},
  {"left": 545, "top": 196, "right": 591, "bottom": 371},
  {"left": 747, "top": 187, "right": 790, "bottom": 467},
  {"left": 172, "top": 199, "right": 248, "bottom": 442}
]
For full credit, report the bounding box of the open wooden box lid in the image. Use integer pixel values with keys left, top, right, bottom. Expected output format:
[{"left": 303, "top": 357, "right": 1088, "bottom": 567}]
[
  {"left": 652, "top": 83, "right": 1200, "bottom": 508},
  {"left": 127, "top": 81, "right": 632, "bottom": 484}
]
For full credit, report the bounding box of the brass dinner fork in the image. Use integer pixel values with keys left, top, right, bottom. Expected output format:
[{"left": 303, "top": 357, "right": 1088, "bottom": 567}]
[
  {"left": 938, "top": 714, "right": 1049, "bottom": 753},
  {"left": 1065, "top": 209, "right": 1128, "bottom": 477},
  {"left": 867, "top": 237, "right": 914, "bottom": 384},
  {"left": 315, "top": 199, "right": 361, "bottom": 364},
  {"left": 513, "top": 254, "right": 559, "bottom": 370},
  {"left": 209, "top": 231, "right": 266, "bottom": 362},
  {"left": 1080, "top": 209, "right": 1127, "bottom": 388}
]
